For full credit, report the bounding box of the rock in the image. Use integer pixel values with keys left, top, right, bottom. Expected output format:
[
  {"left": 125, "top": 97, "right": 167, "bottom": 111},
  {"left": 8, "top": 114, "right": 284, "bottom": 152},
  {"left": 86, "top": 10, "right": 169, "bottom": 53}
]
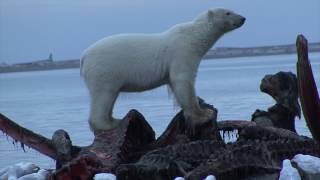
[
  {"left": 292, "top": 154, "right": 320, "bottom": 180},
  {"left": 279, "top": 159, "right": 301, "bottom": 180}
]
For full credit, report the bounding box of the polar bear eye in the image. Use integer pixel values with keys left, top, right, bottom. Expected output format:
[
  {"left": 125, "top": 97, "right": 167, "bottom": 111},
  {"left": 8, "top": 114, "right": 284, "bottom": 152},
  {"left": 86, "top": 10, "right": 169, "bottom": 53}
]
[{"left": 226, "top": 12, "right": 231, "bottom": 16}]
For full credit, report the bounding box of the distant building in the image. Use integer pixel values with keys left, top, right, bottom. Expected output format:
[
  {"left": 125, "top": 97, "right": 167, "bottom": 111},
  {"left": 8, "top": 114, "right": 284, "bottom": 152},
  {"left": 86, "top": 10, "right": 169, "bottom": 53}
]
[
  {"left": 15, "top": 54, "right": 54, "bottom": 67},
  {"left": 48, "top": 53, "right": 53, "bottom": 62}
]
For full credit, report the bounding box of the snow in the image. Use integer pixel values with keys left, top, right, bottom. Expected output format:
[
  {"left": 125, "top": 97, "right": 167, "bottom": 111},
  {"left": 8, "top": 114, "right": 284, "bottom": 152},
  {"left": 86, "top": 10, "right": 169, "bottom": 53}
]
[
  {"left": 94, "top": 173, "right": 116, "bottom": 180},
  {"left": 0, "top": 162, "right": 39, "bottom": 180},
  {"left": 174, "top": 177, "right": 185, "bottom": 180},
  {"left": 174, "top": 175, "right": 215, "bottom": 180},
  {"left": 17, "top": 169, "right": 49, "bottom": 180},
  {"left": 292, "top": 154, "right": 320, "bottom": 174},
  {"left": 205, "top": 175, "right": 216, "bottom": 180},
  {"left": 279, "top": 159, "right": 301, "bottom": 180}
]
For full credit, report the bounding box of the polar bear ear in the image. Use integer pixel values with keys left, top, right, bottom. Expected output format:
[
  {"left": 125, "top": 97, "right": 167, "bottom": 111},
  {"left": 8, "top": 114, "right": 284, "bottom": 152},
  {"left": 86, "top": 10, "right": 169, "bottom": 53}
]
[{"left": 207, "top": 10, "right": 214, "bottom": 21}]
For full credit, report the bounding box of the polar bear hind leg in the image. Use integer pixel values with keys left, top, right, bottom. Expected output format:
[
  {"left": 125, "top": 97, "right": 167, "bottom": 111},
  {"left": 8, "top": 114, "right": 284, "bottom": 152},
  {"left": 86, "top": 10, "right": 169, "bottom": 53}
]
[{"left": 88, "top": 85, "right": 121, "bottom": 132}]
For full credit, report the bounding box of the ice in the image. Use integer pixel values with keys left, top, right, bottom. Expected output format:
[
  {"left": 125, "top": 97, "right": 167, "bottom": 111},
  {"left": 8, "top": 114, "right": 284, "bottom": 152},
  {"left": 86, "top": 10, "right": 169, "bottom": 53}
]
[
  {"left": 17, "top": 169, "right": 49, "bottom": 180},
  {"left": 174, "top": 177, "right": 185, "bottom": 180},
  {"left": 205, "top": 175, "right": 216, "bottom": 180},
  {"left": 0, "top": 162, "right": 39, "bottom": 180},
  {"left": 279, "top": 159, "right": 301, "bottom": 180},
  {"left": 94, "top": 173, "right": 117, "bottom": 180},
  {"left": 174, "top": 175, "right": 215, "bottom": 180},
  {"left": 292, "top": 154, "right": 320, "bottom": 174}
]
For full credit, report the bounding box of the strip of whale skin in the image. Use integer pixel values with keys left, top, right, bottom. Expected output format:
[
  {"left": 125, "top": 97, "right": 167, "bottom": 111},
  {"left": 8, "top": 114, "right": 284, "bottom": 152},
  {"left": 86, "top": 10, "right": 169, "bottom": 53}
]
[
  {"left": 0, "top": 113, "right": 56, "bottom": 159},
  {"left": 296, "top": 34, "right": 320, "bottom": 143},
  {"left": 217, "top": 120, "right": 256, "bottom": 131}
]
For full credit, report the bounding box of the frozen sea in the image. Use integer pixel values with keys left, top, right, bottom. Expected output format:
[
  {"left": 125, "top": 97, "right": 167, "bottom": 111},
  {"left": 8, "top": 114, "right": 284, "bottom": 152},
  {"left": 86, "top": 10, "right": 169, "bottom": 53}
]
[{"left": 1, "top": 53, "right": 320, "bottom": 169}]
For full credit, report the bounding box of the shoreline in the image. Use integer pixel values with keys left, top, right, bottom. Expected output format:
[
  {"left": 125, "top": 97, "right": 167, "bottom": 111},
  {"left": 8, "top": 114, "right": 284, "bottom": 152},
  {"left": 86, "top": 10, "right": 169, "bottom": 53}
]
[{"left": 1, "top": 42, "right": 319, "bottom": 74}]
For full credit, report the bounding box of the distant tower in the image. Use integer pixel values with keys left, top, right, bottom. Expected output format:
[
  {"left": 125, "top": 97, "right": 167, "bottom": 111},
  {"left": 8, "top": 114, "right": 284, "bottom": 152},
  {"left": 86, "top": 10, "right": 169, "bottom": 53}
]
[{"left": 48, "top": 53, "right": 53, "bottom": 62}]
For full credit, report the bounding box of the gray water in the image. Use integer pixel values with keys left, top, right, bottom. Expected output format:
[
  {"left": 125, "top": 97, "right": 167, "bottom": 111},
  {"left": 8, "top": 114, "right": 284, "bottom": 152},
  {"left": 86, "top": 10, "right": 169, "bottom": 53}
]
[{"left": 1, "top": 53, "right": 320, "bottom": 169}]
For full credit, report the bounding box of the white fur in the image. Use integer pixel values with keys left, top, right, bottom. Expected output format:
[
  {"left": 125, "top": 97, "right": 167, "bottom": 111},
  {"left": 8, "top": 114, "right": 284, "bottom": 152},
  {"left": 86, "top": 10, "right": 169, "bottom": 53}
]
[{"left": 81, "top": 8, "right": 245, "bottom": 131}]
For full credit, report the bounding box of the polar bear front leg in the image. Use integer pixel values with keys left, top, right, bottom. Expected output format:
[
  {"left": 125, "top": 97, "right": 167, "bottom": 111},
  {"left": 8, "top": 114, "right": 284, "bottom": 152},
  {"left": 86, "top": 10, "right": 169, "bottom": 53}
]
[{"left": 170, "top": 75, "right": 214, "bottom": 132}]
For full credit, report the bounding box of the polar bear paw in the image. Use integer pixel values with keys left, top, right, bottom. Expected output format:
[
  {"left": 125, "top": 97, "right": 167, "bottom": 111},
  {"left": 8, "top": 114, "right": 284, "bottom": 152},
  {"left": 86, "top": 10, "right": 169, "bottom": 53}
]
[
  {"left": 184, "top": 108, "right": 215, "bottom": 135},
  {"left": 90, "top": 118, "right": 121, "bottom": 134}
]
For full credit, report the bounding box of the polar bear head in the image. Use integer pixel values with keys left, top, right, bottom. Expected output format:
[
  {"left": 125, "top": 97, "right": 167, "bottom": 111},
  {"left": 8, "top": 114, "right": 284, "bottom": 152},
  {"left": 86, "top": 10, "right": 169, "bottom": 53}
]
[{"left": 196, "top": 8, "right": 246, "bottom": 33}]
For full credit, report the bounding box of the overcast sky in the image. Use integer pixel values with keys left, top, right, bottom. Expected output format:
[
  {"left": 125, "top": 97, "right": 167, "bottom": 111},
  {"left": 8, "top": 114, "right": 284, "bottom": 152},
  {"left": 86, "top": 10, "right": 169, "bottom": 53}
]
[{"left": 0, "top": 0, "right": 319, "bottom": 63}]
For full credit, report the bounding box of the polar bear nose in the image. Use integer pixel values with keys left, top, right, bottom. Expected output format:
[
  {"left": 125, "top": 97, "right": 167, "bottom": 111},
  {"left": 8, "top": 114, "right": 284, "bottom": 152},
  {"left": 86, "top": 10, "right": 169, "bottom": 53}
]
[{"left": 240, "top": 17, "right": 246, "bottom": 24}]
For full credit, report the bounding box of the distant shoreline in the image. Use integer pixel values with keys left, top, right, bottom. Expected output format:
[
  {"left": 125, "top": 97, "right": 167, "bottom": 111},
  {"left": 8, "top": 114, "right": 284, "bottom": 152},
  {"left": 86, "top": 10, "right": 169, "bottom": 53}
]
[
  {"left": 203, "top": 42, "right": 320, "bottom": 59},
  {"left": 1, "top": 42, "right": 319, "bottom": 74}
]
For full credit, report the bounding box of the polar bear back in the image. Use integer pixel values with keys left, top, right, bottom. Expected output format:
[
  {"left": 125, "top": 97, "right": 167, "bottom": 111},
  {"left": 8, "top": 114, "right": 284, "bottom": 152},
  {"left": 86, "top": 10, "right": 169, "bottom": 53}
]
[{"left": 81, "top": 33, "right": 174, "bottom": 92}]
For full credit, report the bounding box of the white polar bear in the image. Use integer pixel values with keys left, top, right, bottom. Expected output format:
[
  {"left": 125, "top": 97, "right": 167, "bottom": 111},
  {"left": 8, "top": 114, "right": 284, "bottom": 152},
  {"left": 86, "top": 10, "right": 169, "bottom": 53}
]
[{"left": 80, "top": 8, "right": 245, "bottom": 132}]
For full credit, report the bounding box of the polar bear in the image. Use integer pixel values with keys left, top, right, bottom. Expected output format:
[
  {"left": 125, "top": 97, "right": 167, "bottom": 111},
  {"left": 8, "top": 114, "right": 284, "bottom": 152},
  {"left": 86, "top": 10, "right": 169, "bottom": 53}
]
[{"left": 80, "top": 8, "right": 245, "bottom": 132}]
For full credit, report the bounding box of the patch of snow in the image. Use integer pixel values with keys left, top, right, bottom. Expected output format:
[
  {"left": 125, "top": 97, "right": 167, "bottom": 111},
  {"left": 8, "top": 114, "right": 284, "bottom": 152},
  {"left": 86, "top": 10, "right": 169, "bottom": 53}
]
[
  {"left": 205, "top": 175, "right": 216, "bottom": 180},
  {"left": 94, "top": 173, "right": 117, "bottom": 180},
  {"left": 279, "top": 159, "right": 301, "bottom": 180},
  {"left": 174, "top": 177, "right": 185, "bottom": 180},
  {"left": 0, "top": 162, "right": 39, "bottom": 180},
  {"left": 292, "top": 154, "right": 320, "bottom": 174},
  {"left": 17, "top": 169, "right": 49, "bottom": 180}
]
